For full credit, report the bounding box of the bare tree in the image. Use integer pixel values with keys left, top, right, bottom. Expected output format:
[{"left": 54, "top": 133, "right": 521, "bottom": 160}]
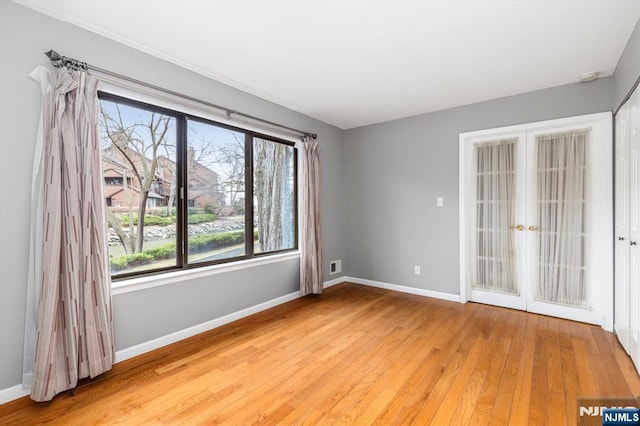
[
  {"left": 212, "top": 133, "right": 245, "bottom": 208},
  {"left": 254, "top": 139, "right": 289, "bottom": 251},
  {"left": 100, "top": 103, "right": 173, "bottom": 254}
]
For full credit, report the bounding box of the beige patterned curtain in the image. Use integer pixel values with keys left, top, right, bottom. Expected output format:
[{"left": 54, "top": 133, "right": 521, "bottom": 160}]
[
  {"left": 300, "top": 136, "right": 323, "bottom": 295},
  {"left": 26, "top": 67, "right": 115, "bottom": 402}
]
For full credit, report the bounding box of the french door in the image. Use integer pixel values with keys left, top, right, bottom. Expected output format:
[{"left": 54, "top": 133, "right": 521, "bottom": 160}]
[{"left": 459, "top": 113, "right": 613, "bottom": 329}]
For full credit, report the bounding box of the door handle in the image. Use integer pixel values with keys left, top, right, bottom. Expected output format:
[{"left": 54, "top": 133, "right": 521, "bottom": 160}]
[
  {"left": 528, "top": 226, "right": 543, "bottom": 232},
  {"left": 510, "top": 224, "right": 525, "bottom": 231},
  {"left": 618, "top": 236, "right": 625, "bottom": 241},
  {"left": 631, "top": 241, "right": 638, "bottom": 246}
]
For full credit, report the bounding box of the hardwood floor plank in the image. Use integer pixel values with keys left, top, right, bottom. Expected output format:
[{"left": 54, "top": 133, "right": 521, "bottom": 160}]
[
  {"left": 409, "top": 329, "right": 485, "bottom": 423},
  {"left": 506, "top": 314, "right": 537, "bottom": 425},
  {"left": 445, "top": 310, "right": 511, "bottom": 426},
  {"left": 546, "top": 318, "right": 567, "bottom": 426},
  {"left": 389, "top": 303, "right": 484, "bottom": 424},
  {"left": 529, "top": 318, "right": 550, "bottom": 425},
  {"left": 572, "top": 336, "right": 599, "bottom": 396},
  {"left": 487, "top": 308, "right": 528, "bottom": 424},
  {"left": 2, "top": 282, "right": 638, "bottom": 425},
  {"left": 609, "top": 341, "right": 640, "bottom": 396},
  {"left": 324, "top": 307, "right": 437, "bottom": 424},
  {"left": 467, "top": 336, "right": 512, "bottom": 426},
  {"left": 591, "top": 328, "right": 637, "bottom": 396}
]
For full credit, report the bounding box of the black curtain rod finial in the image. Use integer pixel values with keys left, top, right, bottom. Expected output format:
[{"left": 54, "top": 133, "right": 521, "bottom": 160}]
[
  {"left": 45, "top": 49, "right": 62, "bottom": 62},
  {"left": 45, "top": 49, "right": 88, "bottom": 71}
]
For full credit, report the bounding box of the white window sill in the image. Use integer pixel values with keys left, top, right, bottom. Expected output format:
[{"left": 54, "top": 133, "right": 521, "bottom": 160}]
[{"left": 111, "top": 251, "right": 300, "bottom": 295}]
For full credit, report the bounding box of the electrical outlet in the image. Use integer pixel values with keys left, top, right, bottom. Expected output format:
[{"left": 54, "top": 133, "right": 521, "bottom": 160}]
[
  {"left": 414, "top": 265, "right": 421, "bottom": 275},
  {"left": 330, "top": 260, "right": 342, "bottom": 275}
]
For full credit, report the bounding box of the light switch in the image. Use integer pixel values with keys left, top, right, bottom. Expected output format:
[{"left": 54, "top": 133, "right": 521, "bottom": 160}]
[{"left": 436, "top": 197, "right": 444, "bottom": 207}]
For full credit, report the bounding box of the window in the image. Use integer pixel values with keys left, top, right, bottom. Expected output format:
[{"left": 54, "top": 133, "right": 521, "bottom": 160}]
[
  {"left": 104, "top": 177, "right": 123, "bottom": 186},
  {"left": 99, "top": 93, "right": 297, "bottom": 278}
]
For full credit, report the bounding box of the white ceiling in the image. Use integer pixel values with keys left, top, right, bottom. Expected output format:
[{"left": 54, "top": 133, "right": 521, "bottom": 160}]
[{"left": 16, "top": 0, "right": 640, "bottom": 129}]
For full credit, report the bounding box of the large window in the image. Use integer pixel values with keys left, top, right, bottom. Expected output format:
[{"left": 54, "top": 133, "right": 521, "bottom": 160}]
[{"left": 99, "top": 93, "right": 297, "bottom": 278}]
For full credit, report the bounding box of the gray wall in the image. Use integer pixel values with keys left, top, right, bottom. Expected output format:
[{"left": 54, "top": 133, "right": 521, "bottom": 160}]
[
  {"left": 613, "top": 19, "right": 640, "bottom": 111},
  {"left": 343, "top": 79, "right": 613, "bottom": 294},
  {"left": 0, "top": 1, "right": 344, "bottom": 390}
]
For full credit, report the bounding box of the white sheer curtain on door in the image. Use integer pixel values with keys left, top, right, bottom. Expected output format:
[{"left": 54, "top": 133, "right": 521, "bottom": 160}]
[
  {"left": 535, "top": 130, "right": 588, "bottom": 307},
  {"left": 472, "top": 138, "right": 518, "bottom": 294}
]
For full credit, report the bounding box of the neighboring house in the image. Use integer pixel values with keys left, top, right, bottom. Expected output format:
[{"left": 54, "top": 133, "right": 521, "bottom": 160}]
[
  {"left": 104, "top": 186, "right": 165, "bottom": 209},
  {"left": 102, "top": 146, "right": 224, "bottom": 211},
  {"left": 184, "top": 148, "right": 225, "bottom": 210}
]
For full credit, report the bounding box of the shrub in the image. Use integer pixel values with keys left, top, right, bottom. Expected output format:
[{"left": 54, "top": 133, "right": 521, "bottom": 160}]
[
  {"left": 128, "top": 252, "right": 154, "bottom": 266},
  {"left": 187, "top": 213, "right": 217, "bottom": 224},
  {"left": 110, "top": 252, "right": 155, "bottom": 271},
  {"left": 164, "top": 207, "right": 178, "bottom": 217},
  {"left": 144, "top": 243, "right": 177, "bottom": 260},
  {"left": 143, "top": 215, "right": 174, "bottom": 226},
  {"left": 188, "top": 230, "right": 245, "bottom": 253},
  {"left": 109, "top": 230, "right": 249, "bottom": 271},
  {"left": 110, "top": 256, "right": 129, "bottom": 271},
  {"left": 118, "top": 214, "right": 175, "bottom": 227}
]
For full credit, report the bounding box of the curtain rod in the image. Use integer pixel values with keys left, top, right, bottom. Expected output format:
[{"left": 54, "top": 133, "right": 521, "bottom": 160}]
[{"left": 44, "top": 49, "right": 317, "bottom": 140}]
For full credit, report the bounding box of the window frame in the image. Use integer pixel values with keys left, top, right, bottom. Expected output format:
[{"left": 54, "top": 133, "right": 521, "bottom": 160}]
[{"left": 98, "top": 91, "right": 298, "bottom": 281}]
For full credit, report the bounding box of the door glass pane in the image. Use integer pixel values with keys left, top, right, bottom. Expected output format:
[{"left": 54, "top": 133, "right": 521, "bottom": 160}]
[
  {"left": 99, "top": 98, "right": 178, "bottom": 275},
  {"left": 535, "top": 130, "right": 588, "bottom": 308},
  {"left": 473, "top": 139, "right": 518, "bottom": 294},
  {"left": 187, "top": 120, "right": 246, "bottom": 264},
  {"left": 253, "top": 137, "right": 295, "bottom": 253}
]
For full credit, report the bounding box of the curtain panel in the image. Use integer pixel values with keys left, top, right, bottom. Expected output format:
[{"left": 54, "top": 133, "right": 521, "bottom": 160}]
[
  {"left": 25, "top": 67, "right": 115, "bottom": 402},
  {"left": 299, "top": 136, "right": 323, "bottom": 295},
  {"left": 535, "top": 130, "right": 588, "bottom": 307},
  {"left": 472, "top": 139, "right": 519, "bottom": 294}
]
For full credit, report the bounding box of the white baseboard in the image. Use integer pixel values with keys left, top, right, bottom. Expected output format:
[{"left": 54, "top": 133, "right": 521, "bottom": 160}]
[
  {"left": 323, "top": 276, "right": 346, "bottom": 288},
  {"left": 115, "top": 290, "right": 301, "bottom": 363},
  {"left": 343, "top": 276, "right": 461, "bottom": 303},
  {"left": 0, "top": 384, "right": 30, "bottom": 405}
]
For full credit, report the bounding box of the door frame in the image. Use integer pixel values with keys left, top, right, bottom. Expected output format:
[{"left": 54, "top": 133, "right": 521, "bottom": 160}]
[{"left": 458, "top": 112, "right": 613, "bottom": 331}]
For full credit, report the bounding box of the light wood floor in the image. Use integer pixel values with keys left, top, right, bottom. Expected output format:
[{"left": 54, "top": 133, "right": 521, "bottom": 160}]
[{"left": 1, "top": 282, "right": 639, "bottom": 425}]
